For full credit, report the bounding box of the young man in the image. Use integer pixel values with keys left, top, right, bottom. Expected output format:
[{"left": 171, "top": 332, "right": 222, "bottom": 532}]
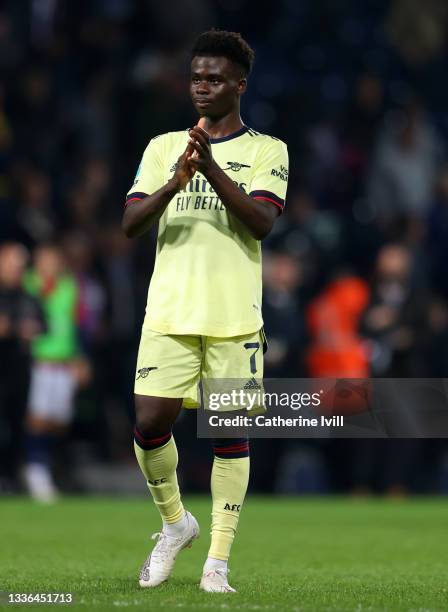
[
  {"left": 0, "top": 243, "right": 45, "bottom": 492},
  {"left": 123, "top": 29, "right": 288, "bottom": 593},
  {"left": 22, "top": 244, "right": 89, "bottom": 502}
]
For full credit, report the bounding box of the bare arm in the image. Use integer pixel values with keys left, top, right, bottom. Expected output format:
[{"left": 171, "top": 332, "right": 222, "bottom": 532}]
[
  {"left": 122, "top": 146, "right": 194, "bottom": 238},
  {"left": 188, "top": 127, "right": 280, "bottom": 240},
  {"left": 122, "top": 180, "right": 179, "bottom": 238}
]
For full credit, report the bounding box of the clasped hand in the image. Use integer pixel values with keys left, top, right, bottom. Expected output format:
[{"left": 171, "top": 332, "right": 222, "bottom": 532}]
[{"left": 172, "top": 126, "right": 216, "bottom": 190}]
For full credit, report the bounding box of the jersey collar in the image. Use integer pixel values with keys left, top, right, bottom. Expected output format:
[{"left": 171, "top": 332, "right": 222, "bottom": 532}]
[{"left": 209, "top": 125, "right": 249, "bottom": 144}]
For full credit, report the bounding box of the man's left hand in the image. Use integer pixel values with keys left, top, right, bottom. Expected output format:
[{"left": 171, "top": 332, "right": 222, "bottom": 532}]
[{"left": 187, "top": 127, "right": 217, "bottom": 176}]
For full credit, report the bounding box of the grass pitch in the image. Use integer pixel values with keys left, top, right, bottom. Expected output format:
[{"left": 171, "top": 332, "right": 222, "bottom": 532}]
[{"left": 1, "top": 496, "right": 447, "bottom": 611}]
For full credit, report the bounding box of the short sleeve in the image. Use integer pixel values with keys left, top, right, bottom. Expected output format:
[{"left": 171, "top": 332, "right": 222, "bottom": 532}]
[
  {"left": 125, "top": 135, "right": 165, "bottom": 206},
  {"left": 249, "top": 138, "right": 289, "bottom": 212}
]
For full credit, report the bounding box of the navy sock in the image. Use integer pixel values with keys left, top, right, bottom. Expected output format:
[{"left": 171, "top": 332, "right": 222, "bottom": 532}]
[
  {"left": 25, "top": 431, "right": 55, "bottom": 467},
  {"left": 133, "top": 426, "right": 172, "bottom": 450},
  {"left": 212, "top": 437, "right": 249, "bottom": 459}
]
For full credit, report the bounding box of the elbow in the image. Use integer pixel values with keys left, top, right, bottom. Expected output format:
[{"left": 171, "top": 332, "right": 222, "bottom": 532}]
[
  {"left": 121, "top": 214, "right": 136, "bottom": 238},
  {"left": 251, "top": 222, "right": 273, "bottom": 241},
  {"left": 260, "top": 228, "right": 272, "bottom": 241},
  {"left": 249, "top": 202, "right": 278, "bottom": 240}
]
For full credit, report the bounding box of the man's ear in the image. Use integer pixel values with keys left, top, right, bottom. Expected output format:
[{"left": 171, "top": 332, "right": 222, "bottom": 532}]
[{"left": 238, "top": 78, "right": 247, "bottom": 95}]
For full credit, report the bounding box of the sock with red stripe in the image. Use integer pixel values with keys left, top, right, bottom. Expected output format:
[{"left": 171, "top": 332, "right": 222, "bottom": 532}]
[
  {"left": 134, "top": 426, "right": 185, "bottom": 525},
  {"left": 207, "top": 438, "right": 250, "bottom": 562}
]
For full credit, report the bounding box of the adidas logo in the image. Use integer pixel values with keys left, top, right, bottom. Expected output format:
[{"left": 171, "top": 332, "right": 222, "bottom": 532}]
[{"left": 244, "top": 378, "right": 261, "bottom": 390}]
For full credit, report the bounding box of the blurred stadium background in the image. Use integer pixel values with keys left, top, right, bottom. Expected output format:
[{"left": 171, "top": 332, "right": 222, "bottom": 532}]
[{"left": 1, "top": 0, "right": 448, "bottom": 500}]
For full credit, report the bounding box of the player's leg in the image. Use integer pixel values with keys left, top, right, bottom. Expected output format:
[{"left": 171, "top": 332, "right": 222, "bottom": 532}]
[
  {"left": 200, "top": 437, "right": 249, "bottom": 593},
  {"left": 133, "top": 329, "right": 202, "bottom": 587},
  {"left": 200, "top": 329, "right": 264, "bottom": 592},
  {"left": 0, "top": 361, "right": 29, "bottom": 492},
  {"left": 23, "top": 363, "right": 76, "bottom": 502},
  {"left": 134, "top": 395, "right": 186, "bottom": 529}
]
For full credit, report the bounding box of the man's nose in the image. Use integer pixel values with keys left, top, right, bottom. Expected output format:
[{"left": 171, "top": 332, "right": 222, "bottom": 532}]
[{"left": 196, "top": 81, "right": 210, "bottom": 95}]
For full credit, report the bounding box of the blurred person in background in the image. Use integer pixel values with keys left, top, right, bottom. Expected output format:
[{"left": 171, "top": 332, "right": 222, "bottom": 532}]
[
  {"left": 267, "top": 189, "right": 344, "bottom": 298},
  {"left": 74, "top": 74, "right": 116, "bottom": 158},
  {"left": 22, "top": 243, "right": 90, "bottom": 502},
  {"left": 367, "top": 101, "right": 443, "bottom": 237},
  {"left": 304, "top": 270, "right": 371, "bottom": 493},
  {"left": 61, "top": 158, "right": 112, "bottom": 238},
  {"left": 262, "top": 250, "right": 305, "bottom": 378},
  {"left": 306, "top": 271, "right": 370, "bottom": 379},
  {"left": 339, "top": 74, "right": 385, "bottom": 204},
  {"left": 95, "top": 224, "right": 139, "bottom": 458},
  {"left": 13, "top": 165, "right": 56, "bottom": 248},
  {"left": 250, "top": 250, "right": 304, "bottom": 494},
  {"left": 62, "top": 231, "right": 106, "bottom": 355},
  {"left": 0, "top": 242, "right": 44, "bottom": 492},
  {"left": 62, "top": 231, "right": 107, "bottom": 458},
  {"left": 343, "top": 74, "right": 385, "bottom": 163},
  {"left": 305, "top": 114, "right": 341, "bottom": 209},
  {"left": 426, "top": 163, "right": 448, "bottom": 298},
  {"left": 274, "top": 269, "right": 371, "bottom": 495},
  {"left": 10, "top": 67, "right": 59, "bottom": 167},
  {"left": 354, "top": 244, "right": 429, "bottom": 495},
  {"left": 360, "top": 243, "right": 428, "bottom": 377},
  {"left": 386, "top": 0, "right": 448, "bottom": 67}
]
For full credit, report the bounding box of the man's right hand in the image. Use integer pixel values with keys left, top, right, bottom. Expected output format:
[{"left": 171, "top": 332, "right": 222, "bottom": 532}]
[{"left": 170, "top": 145, "right": 196, "bottom": 191}]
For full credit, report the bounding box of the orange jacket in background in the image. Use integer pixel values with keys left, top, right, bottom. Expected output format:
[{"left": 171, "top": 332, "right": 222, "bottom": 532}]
[{"left": 306, "top": 276, "right": 370, "bottom": 378}]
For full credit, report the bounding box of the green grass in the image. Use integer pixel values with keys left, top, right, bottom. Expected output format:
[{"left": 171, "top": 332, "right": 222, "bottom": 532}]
[{"left": 1, "top": 496, "right": 448, "bottom": 611}]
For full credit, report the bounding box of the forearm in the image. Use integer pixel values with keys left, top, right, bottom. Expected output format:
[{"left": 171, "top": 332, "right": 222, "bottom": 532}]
[
  {"left": 122, "top": 179, "right": 179, "bottom": 238},
  {"left": 205, "top": 163, "right": 275, "bottom": 240}
]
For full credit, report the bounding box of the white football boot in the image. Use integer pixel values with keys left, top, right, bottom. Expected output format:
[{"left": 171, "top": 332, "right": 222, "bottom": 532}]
[
  {"left": 200, "top": 568, "right": 236, "bottom": 593},
  {"left": 139, "top": 511, "right": 199, "bottom": 587},
  {"left": 23, "top": 463, "right": 59, "bottom": 503}
]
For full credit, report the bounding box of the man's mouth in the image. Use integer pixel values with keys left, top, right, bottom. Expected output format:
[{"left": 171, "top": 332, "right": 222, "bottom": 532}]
[{"left": 194, "top": 99, "right": 212, "bottom": 107}]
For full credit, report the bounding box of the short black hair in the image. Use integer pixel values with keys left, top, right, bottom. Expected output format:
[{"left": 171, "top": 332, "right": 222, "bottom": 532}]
[{"left": 192, "top": 29, "right": 255, "bottom": 76}]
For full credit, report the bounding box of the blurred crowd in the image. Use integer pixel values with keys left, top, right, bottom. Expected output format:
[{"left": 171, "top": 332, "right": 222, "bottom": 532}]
[{"left": 1, "top": 0, "right": 448, "bottom": 498}]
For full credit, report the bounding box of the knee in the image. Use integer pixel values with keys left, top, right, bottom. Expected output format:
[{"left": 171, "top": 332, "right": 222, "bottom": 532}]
[
  {"left": 134, "top": 396, "right": 175, "bottom": 438},
  {"left": 134, "top": 411, "right": 173, "bottom": 452},
  {"left": 135, "top": 410, "right": 166, "bottom": 438}
]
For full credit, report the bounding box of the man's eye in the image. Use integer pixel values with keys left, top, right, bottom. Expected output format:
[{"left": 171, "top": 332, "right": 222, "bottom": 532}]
[{"left": 192, "top": 78, "right": 200, "bottom": 84}]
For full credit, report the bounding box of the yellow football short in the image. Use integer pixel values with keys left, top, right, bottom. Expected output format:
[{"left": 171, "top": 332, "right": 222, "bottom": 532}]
[{"left": 134, "top": 327, "right": 266, "bottom": 412}]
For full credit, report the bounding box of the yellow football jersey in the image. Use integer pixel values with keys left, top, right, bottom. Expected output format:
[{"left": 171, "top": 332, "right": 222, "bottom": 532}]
[{"left": 126, "top": 125, "right": 288, "bottom": 337}]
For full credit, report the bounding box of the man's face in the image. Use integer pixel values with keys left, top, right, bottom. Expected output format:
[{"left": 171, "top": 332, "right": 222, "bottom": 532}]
[
  {"left": 34, "top": 247, "right": 64, "bottom": 280},
  {"left": 190, "top": 56, "right": 246, "bottom": 119},
  {"left": 0, "top": 245, "right": 27, "bottom": 288}
]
